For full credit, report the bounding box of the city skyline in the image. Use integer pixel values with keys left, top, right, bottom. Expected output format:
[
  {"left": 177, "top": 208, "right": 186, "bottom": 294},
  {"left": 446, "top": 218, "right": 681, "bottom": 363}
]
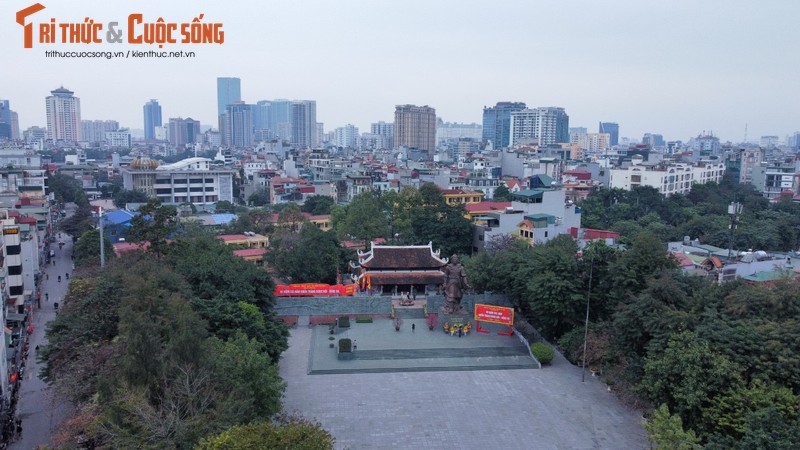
[{"left": 2, "top": 0, "right": 799, "bottom": 143}]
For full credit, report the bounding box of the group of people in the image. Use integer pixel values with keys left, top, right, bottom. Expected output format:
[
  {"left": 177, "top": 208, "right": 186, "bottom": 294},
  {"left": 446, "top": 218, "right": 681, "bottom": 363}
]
[{"left": 443, "top": 321, "right": 472, "bottom": 337}]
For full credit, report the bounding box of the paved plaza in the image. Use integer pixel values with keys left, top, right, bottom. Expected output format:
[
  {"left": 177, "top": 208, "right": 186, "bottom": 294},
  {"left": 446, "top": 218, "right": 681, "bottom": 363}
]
[{"left": 280, "top": 325, "right": 649, "bottom": 450}]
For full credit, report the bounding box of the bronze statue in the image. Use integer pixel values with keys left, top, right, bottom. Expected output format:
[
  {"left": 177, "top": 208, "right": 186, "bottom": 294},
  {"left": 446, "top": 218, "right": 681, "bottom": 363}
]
[{"left": 442, "top": 254, "right": 470, "bottom": 314}]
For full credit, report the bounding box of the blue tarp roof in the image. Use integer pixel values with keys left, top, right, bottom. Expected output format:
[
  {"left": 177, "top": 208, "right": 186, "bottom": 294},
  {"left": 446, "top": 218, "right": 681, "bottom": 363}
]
[{"left": 104, "top": 210, "right": 137, "bottom": 225}]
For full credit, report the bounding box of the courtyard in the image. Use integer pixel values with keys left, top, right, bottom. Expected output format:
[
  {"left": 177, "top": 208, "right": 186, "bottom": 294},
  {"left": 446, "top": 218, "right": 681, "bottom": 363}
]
[{"left": 280, "top": 323, "right": 648, "bottom": 450}]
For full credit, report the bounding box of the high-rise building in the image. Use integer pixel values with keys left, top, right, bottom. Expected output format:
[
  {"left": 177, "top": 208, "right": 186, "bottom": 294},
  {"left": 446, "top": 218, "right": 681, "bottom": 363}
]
[
  {"left": 216, "top": 77, "right": 241, "bottom": 116},
  {"left": 224, "top": 102, "right": 253, "bottom": 148},
  {"left": 45, "top": 87, "right": 81, "bottom": 142},
  {"left": 334, "top": 124, "right": 359, "bottom": 148},
  {"left": 291, "top": 100, "right": 317, "bottom": 148},
  {"left": 253, "top": 101, "right": 271, "bottom": 132},
  {"left": 482, "top": 102, "right": 526, "bottom": 148},
  {"left": 143, "top": 99, "right": 162, "bottom": 141},
  {"left": 0, "top": 103, "right": 9, "bottom": 140},
  {"left": 510, "top": 107, "right": 569, "bottom": 146},
  {"left": 81, "top": 120, "right": 119, "bottom": 143},
  {"left": 642, "top": 133, "right": 665, "bottom": 147},
  {"left": 269, "top": 99, "right": 292, "bottom": 141},
  {"left": 394, "top": 104, "right": 436, "bottom": 153},
  {"left": 599, "top": 122, "right": 619, "bottom": 146},
  {"left": 167, "top": 117, "right": 201, "bottom": 148}
]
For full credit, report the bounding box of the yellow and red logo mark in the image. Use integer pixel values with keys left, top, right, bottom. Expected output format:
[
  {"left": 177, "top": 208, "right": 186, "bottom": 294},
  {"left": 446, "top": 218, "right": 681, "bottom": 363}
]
[{"left": 16, "top": 3, "right": 224, "bottom": 49}]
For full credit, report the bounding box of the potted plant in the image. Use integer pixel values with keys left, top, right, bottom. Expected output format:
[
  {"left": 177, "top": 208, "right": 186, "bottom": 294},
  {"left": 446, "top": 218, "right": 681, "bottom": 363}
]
[{"left": 426, "top": 313, "right": 438, "bottom": 331}]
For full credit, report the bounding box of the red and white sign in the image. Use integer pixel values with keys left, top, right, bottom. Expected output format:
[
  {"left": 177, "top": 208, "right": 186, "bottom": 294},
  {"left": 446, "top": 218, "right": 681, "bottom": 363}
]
[
  {"left": 474, "top": 304, "right": 514, "bottom": 325},
  {"left": 274, "top": 283, "right": 355, "bottom": 297}
]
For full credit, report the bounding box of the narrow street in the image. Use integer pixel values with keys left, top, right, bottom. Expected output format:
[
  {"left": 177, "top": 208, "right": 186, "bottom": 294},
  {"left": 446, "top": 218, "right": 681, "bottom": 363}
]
[{"left": 10, "top": 204, "right": 76, "bottom": 449}]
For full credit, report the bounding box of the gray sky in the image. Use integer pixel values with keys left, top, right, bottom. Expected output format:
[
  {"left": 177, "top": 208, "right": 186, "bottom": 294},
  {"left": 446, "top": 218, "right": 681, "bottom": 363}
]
[{"left": 3, "top": 0, "right": 799, "bottom": 143}]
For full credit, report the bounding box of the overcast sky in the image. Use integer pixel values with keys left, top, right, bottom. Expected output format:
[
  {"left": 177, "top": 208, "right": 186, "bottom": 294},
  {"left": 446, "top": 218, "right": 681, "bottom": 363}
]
[{"left": 3, "top": 0, "right": 799, "bottom": 143}]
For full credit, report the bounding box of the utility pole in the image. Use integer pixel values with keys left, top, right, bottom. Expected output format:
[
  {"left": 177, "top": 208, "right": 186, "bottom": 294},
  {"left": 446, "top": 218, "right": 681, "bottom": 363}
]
[
  {"left": 727, "top": 202, "right": 743, "bottom": 263},
  {"left": 99, "top": 206, "right": 105, "bottom": 268}
]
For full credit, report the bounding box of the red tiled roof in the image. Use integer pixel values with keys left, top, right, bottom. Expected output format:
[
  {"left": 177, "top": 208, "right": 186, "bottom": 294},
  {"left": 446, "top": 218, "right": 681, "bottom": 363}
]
[
  {"left": 465, "top": 202, "right": 512, "bottom": 213},
  {"left": 342, "top": 238, "right": 386, "bottom": 249},
  {"left": 299, "top": 186, "right": 315, "bottom": 193},
  {"left": 360, "top": 244, "right": 448, "bottom": 269},
  {"left": 233, "top": 248, "right": 267, "bottom": 258},
  {"left": 672, "top": 253, "right": 695, "bottom": 268},
  {"left": 568, "top": 227, "right": 620, "bottom": 240},
  {"left": 18, "top": 217, "right": 37, "bottom": 225},
  {"left": 563, "top": 170, "right": 592, "bottom": 180},
  {"left": 366, "top": 271, "right": 445, "bottom": 285},
  {"left": 113, "top": 241, "right": 150, "bottom": 256}
]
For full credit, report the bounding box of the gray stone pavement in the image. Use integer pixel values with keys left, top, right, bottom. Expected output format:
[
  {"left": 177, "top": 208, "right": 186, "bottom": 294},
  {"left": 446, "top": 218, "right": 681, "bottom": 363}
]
[
  {"left": 281, "top": 327, "right": 648, "bottom": 450},
  {"left": 11, "top": 205, "right": 75, "bottom": 450}
]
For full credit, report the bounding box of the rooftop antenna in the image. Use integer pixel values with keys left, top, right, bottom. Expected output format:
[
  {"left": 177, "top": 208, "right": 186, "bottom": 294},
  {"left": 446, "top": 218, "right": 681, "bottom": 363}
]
[{"left": 744, "top": 123, "right": 748, "bottom": 143}]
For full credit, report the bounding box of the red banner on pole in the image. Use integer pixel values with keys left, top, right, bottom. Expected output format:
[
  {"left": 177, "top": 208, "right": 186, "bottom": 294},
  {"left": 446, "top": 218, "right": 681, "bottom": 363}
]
[{"left": 474, "top": 304, "right": 514, "bottom": 326}]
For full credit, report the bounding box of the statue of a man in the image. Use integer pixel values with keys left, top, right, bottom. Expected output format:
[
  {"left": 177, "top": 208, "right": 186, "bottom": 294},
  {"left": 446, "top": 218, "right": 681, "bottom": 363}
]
[{"left": 443, "top": 254, "right": 470, "bottom": 314}]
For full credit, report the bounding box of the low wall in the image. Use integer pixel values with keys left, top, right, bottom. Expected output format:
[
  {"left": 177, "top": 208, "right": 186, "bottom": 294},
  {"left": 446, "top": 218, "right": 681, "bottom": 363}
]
[{"left": 275, "top": 294, "right": 514, "bottom": 322}]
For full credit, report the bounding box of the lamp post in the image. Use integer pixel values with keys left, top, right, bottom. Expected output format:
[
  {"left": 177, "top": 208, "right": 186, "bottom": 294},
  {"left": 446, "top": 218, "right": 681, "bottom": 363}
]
[
  {"left": 99, "top": 207, "right": 105, "bottom": 268},
  {"left": 581, "top": 252, "right": 594, "bottom": 383}
]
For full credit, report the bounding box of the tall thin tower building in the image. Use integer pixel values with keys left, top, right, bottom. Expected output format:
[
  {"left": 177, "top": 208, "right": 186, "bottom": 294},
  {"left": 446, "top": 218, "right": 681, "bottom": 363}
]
[
  {"left": 45, "top": 87, "right": 81, "bottom": 142},
  {"left": 393, "top": 105, "right": 436, "bottom": 152},
  {"left": 143, "top": 99, "right": 162, "bottom": 141},
  {"left": 217, "top": 77, "right": 241, "bottom": 116},
  {"left": 291, "top": 100, "right": 317, "bottom": 148}
]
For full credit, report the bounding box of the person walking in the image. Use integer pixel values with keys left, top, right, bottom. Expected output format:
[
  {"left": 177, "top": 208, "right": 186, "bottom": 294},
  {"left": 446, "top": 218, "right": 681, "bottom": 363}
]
[{"left": 412, "top": 323, "right": 416, "bottom": 333}]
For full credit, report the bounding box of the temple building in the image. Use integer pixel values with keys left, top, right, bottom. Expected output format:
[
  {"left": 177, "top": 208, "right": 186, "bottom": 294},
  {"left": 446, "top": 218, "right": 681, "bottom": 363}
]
[{"left": 352, "top": 242, "right": 448, "bottom": 295}]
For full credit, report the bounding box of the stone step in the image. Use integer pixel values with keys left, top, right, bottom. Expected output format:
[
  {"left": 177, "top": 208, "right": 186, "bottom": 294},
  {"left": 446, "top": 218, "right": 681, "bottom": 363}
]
[
  {"left": 353, "top": 346, "right": 530, "bottom": 360},
  {"left": 308, "top": 356, "right": 538, "bottom": 375}
]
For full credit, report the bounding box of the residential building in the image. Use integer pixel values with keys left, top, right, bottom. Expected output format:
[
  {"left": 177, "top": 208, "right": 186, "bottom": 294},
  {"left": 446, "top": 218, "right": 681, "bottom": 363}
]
[
  {"left": 509, "top": 107, "right": 569, "bottom": 146},
  {"left": 394, "top": 105, "right": 436, "bottom": 154},
  {"left": 81, "top": 120, "right": 119, "bottom": 144},
  {"left": 167, "top": 117, "right": 201, "bottom": 148},
  {"left": 291, "top": 101, "right": 317, "bottom": 148},
  {"left": 269, "top": 99, "right": 293, "bottom": 142},
  {"left": 760, "top": 136, "right": 779, "bottom": 149},
  {"left": 121, "top": 157, "right": 235, "bottom": 206},
  {"left": 642, "top": 133, "right": 665, "bottom": 147},
  {"left": 570, "top": 132, "right": 610, "bottom": 151},
  {"left": 143, "top": 99, "right": 162, "bottom": 141},
  {"left": 334, "top": 124, "right": 359, "bottom": 149},
  {"left": 598, "top": 122, "right": 619, "bottom": 146},
  {"left": 692, "top": 134, "right": 721, "bottom": 156},
  {"left": 0, "top": 100, "right": 20, "bottom": 141},
  {"left": 482, "top": 102, "right": 526, "bottom": 148},
  {"left": 23, "top": 127, "right": 46, "bottom": 145},
  {"left": 441, "top": 189, "right": 485, "bottom": 206},
  {"left": 223, "top": 102, "right": 253, "bottom": 148},
  {"left": 216, "top": 77, "right": 241, "bottom": 116},
  {"left": 609, "top": 161, "right": 726, "bottom": 196},
  {"left": 471, "top": 188, "right": 581, "bottom": 252},
  {"left": 45, "top": 87, "right": 81, "bottom": 142},
  {"left": 217, "top": 233, "right": 270, "bottom": 249},
  {"left": 437, "top": 121, "right": 482, "bottom": 145},
  {"left": 105, "top": 130, "right": 132, "bottom": 148},
  {"left": 750, "top": 158, "right": 800, "bottom": 200}
]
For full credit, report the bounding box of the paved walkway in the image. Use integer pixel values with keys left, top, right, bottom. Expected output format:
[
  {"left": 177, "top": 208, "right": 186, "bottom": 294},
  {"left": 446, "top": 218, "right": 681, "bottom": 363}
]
[
  {"left": 11, "top": 206, "right": 75, "bottom": 449},
  {"left": 281, "top": 327, "right": 648, "bottom": 450}
]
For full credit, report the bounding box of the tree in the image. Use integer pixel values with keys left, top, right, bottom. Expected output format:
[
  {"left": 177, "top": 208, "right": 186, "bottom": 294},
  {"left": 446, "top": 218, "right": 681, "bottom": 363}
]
[
  {"left": 493, "top": 184, "right": 511, "bottom": 201},
  {"left": 127, "top": 199, "right": 178, "bottom": 257},
  {"left": 196, "top": 416, "right": 334, "bottom": 450},
  {"left": 336, "top": 191, "right": 387, "bottom": 246},
  {"left": 640, "top": 332, "right": 743, "bottom": 435},
  {"left": 302, "top": 195, "right": 335, "bottom": 215},
  {"left": 247, "top": 191, "right": 269, "bottom": 207},
  {"left": 645, "top": 404, "right": 702, "bottom": 450},
  {"left": 113, "top": 189, "right": 149, "bottom": 209},
  {"left": 270, "top": 225, "right": 342, "bottom": 284},
  {"left": 59, "top": 205, "right": 94, "bottom": 239},
  {"left": 73, "top": 229, "right": 114, "bottom": 268},
  {"left": 214, "top": 200, "right": 237, "bottom": 213}
]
